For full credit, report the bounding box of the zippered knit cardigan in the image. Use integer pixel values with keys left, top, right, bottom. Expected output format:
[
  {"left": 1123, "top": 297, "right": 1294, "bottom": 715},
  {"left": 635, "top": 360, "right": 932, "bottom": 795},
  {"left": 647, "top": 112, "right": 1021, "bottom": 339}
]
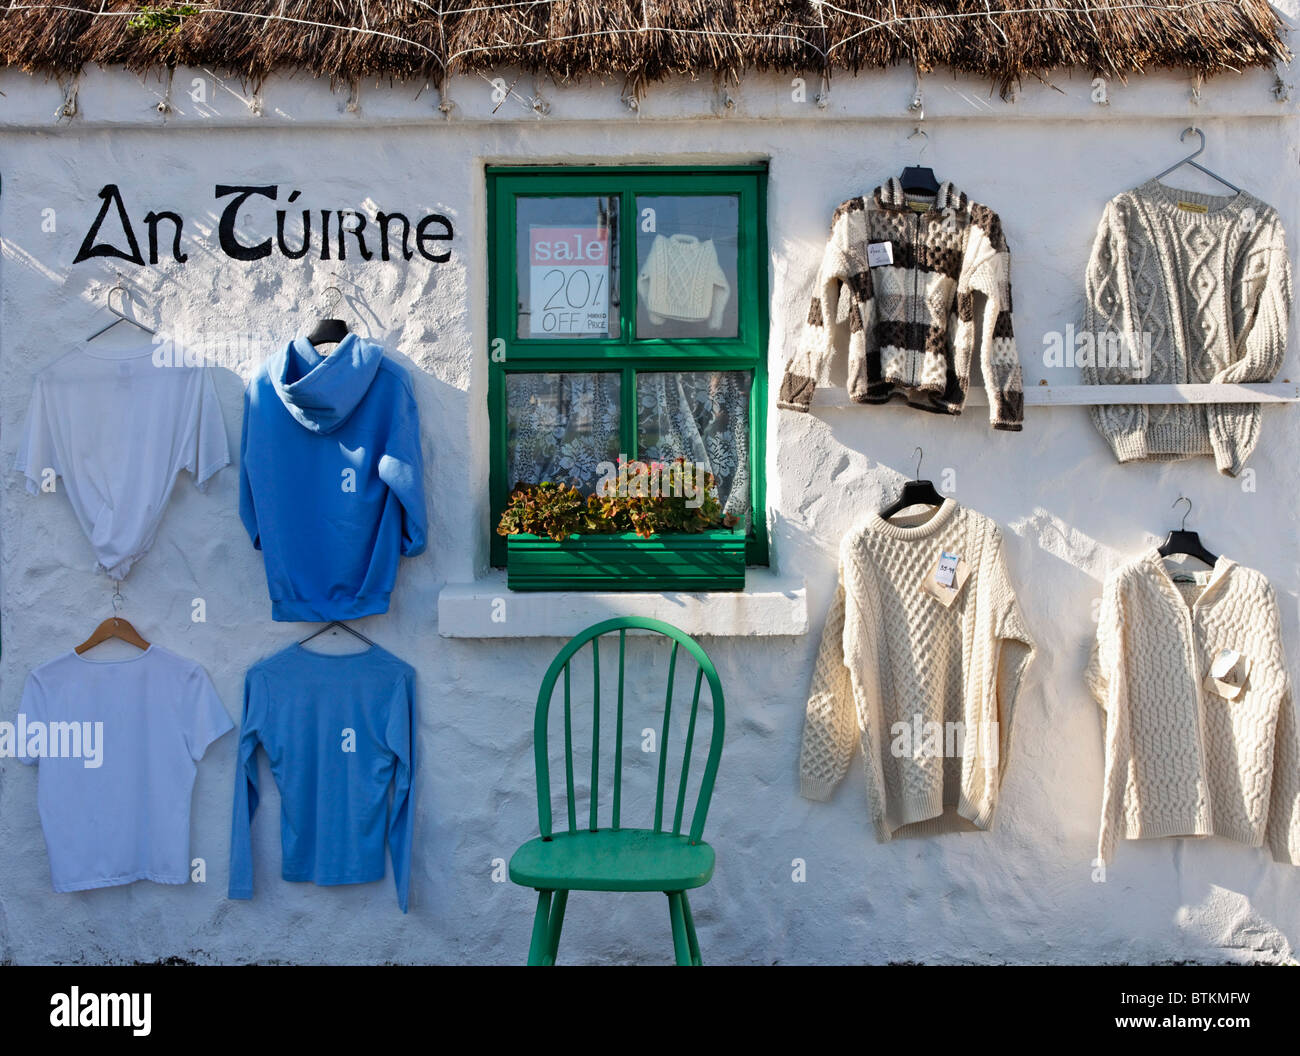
[
  {"left": 1082, "top": 180, "right": 1291, "bottom": 477},
  {"left": 799, "top": 500, "right": 1035, "bottom": 840},
  {"left": 1086, "top": 550, "right": 1300, "bottom": 866},
  {"left": 778, "top": 178, "right": 1024, "bottom": 430}
]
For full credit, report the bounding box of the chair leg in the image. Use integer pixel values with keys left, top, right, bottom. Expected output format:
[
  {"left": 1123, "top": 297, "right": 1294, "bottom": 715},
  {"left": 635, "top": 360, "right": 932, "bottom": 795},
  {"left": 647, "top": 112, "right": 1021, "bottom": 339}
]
[
  {"left": 527, "top": 890, "right": 553, "bottom": 966},
  {"left": 545, "top": 890, "right": 569, "bottom": 965},
  {"left": 680, "top": 891, "right": 702, "bottom": 965},
  {"left": 667, "top": 892, "right": 691, "bottom": 966}
]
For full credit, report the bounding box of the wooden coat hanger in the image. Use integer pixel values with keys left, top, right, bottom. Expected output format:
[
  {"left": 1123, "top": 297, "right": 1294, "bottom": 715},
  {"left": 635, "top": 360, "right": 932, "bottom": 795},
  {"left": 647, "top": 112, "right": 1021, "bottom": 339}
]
[{"left": 75, "top": 581, "right": 150, "bottom": 654}]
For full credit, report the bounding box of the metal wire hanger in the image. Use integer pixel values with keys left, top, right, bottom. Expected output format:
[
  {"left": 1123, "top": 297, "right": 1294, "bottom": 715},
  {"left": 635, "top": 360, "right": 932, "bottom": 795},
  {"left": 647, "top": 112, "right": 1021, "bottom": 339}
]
[
  {"left": 299, "top": 621, "right": 375, "bottom": 648},
  {"left": 1153, "top": 127, "right": 1242, "bottom": 195},
  {"left": 87, "top": 274, "right": 157, "bottom": 341}
]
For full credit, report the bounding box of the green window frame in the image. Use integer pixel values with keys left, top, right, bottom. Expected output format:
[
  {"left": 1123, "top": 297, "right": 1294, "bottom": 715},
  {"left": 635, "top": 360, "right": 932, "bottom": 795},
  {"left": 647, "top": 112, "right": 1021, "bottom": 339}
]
[{"left": 486, "top": 164, "right": 770, "bottom": 570}]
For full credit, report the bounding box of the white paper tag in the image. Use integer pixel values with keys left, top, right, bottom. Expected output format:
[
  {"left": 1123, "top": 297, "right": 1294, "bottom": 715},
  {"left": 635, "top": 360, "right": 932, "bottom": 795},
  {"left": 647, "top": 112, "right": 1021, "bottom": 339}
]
[
  {"left": 1205, "top": 649, "right": 1250, "bottom": 700},
  {"left": 866, "top": 241, "right": 894, "bottom": 268},
  {"left": 935, "top": 551, "right": 960, "bottom": 589},
  {"left": 1210, "top": 649, "right": 1241, "bottom": 681}
]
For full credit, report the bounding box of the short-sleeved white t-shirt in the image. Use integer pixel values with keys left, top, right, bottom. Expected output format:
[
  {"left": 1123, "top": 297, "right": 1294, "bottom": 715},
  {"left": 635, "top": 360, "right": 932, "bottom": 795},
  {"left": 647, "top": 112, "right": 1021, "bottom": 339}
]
[
  {"left": 16, "top": 645, "right": 234, "bottom": 893},
  {"left": 14, "top": 346, "right": 230, "bottom": 579}
]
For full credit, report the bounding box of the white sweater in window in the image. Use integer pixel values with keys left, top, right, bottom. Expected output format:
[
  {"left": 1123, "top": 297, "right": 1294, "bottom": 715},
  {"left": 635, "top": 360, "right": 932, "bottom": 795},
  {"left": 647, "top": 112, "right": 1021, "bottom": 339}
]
[
  {"left": 637, "top": 233, "right": 731, "bottom": 329},
  {"left": 1086, "top": 550, "right": 1300, "bottom": 865},
  {"left": 799, "top": 500, "right": 1035, "bottom": 840}
]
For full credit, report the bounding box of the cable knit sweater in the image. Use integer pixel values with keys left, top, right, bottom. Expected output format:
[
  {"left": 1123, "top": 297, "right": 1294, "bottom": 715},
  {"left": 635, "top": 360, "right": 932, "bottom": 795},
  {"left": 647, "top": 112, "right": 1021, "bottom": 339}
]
[
  {"left": 1082, "top": 180, "right": 1291, "bottom": 477},
  {"left": 799, "top": 500, "right": 1035, "bottom": 839},
  {"left": 1086, "top": 549, "right": 1300, "bottom": 865},
  {"left": 779, "top": 178, "right": 1024, "bottom": 430},
  {"left": 637, "top": 233, "right": 731, "bottom": 329}
]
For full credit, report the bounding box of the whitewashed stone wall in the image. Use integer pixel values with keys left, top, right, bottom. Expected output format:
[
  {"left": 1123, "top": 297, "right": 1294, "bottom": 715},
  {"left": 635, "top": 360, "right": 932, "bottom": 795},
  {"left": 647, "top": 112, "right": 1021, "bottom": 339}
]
[{"left": 1, "top": 37, "right": 1298, "bottom": 963}]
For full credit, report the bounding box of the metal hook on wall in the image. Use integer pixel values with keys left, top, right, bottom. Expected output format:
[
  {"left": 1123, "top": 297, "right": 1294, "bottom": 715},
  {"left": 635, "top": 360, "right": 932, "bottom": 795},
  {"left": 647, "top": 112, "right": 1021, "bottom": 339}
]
[
  {"left": 908, "top": 63, "right": 924, "bottom": 119},
  {"left": 912, "top": 446, "right": 924, "bottom": 479},
  {"left": 1172, "top": 496, "right": 1193, "bottom": 532},
  {"left": 111, "top": 580, "right": 124, "bottom": 613}
]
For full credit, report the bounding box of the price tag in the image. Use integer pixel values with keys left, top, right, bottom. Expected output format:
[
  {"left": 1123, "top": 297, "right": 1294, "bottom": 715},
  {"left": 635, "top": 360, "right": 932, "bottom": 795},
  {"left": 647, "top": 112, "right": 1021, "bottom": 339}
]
[
  {"left": 866, "top": 241, "right": 894, "bottom": 268},
  {"left": 1210, "top": 649, "right": 1241, "bottom": 681},
  {"left": 1205, "top": 648, "right": 1250, "bottom": 700},
  {"left": 528, "top": 226, "right": 610, "bottom": 336},
  {"left": 935, "top": 551, "right": 960, "bottom": 588},
  {"left": 920, "top": 552, "right": 970, "bottom": 607}
]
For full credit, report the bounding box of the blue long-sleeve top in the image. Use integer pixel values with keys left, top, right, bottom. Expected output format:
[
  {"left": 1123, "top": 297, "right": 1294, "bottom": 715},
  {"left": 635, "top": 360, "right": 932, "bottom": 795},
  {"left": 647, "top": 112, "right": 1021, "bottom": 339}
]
[
  {"left": 239, "top": 334, "right": 428, "bottom": 622},
  {"left": 229, "top": 643, "right": 416, "bottom": 912}
]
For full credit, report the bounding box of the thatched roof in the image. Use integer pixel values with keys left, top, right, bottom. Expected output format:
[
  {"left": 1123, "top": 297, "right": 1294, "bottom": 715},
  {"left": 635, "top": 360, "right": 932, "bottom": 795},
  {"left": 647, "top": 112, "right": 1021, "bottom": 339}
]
[{"left": 0, "top": 1, "right": 1289, "bottom": 93}]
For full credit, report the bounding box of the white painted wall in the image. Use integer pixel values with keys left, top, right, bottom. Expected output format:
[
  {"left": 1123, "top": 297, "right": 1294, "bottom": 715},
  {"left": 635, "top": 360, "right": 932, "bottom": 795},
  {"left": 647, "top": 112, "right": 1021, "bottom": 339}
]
[{"left": 1, "top": 43, "right": 1299, "bottom": 964}]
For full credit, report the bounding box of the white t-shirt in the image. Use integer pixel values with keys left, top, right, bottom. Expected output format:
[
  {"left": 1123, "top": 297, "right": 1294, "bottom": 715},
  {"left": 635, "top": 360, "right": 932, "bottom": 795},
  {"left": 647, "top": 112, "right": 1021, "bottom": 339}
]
[
  {"left": 14, "top": 346, "right": 230, "bottom": 579},
  {"left": 15, "top": 645, "right": 233, "bottom": 893}
]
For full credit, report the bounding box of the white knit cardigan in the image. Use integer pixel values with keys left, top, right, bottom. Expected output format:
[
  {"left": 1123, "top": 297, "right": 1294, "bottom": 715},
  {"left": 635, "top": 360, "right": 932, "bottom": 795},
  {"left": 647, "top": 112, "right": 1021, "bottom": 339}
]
[
  {"left": 799, "top": 500, "right": 1035, "bottom": 840},
  {"left": 1086, "top": 549, "right": 1300, "bottom": 865}
]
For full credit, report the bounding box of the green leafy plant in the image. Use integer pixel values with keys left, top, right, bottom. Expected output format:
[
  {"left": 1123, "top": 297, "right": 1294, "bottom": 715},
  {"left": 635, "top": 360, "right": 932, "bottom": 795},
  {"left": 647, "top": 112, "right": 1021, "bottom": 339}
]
[
  {"left": 128, "top": 4, "right": 201, "bottom": 34},
  {"left": 498, "top": 457, "right": 739, "bottom": 541}
]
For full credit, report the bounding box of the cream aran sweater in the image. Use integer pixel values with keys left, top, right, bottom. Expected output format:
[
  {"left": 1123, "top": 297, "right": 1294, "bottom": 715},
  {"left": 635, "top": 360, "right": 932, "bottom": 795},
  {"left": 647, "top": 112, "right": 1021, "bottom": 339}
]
[
  {"left": 1082, "top": 180, "right": 1291, "bottom": 477},
  {"left": 637, "top": 233, "right": 731, "bottom": 329},
  {"left": 799, "top": 500, "right": 1035, "bottom": 840},
  {"left": 1086, "top": 549, "right": 1300, "bottom": 865}
]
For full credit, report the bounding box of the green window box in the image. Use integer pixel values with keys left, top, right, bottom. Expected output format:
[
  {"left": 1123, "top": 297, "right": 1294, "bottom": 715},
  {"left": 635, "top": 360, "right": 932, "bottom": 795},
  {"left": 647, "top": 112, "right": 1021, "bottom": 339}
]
[{"left": 505, "top": 530, "right": 746, "bottom": 593}]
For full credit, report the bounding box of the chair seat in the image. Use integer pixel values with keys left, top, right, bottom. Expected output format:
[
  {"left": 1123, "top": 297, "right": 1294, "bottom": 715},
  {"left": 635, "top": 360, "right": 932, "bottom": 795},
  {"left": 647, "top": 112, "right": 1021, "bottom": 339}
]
[{"left": 510, "top": 828, "right": 716, "bottom": 893}]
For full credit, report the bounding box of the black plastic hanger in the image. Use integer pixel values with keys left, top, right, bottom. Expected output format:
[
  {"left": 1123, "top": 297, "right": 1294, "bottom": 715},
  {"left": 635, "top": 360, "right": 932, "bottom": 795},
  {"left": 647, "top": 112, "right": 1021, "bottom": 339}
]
[
  {"left": 881, "top": 447, "right": 945, "bottom": 520},
  {"left": 1157, "top": 497, "right": 1218, "bottom": 568},
  {"left": 299, "top": 621, "right": 375, "bottom": 648},
  {"left": 900, "top": 128, "right": 940, "bottom": 196},
  {"left": 306, "top": 285, "right": 350, "bottom": 348}
]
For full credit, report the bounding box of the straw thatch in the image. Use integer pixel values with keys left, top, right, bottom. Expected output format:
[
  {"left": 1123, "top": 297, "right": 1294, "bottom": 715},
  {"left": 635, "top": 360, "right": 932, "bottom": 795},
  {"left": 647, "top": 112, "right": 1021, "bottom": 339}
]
[{"left": 0, "top": 1, "right": 1288, "bottom": 93}]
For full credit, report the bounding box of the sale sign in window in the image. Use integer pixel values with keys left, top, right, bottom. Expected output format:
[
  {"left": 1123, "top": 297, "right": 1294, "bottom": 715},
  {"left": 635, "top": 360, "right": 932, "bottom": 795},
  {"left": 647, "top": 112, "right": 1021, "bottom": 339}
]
[{"left": 528, "top": 226, "right": 611, "bottom": 336}]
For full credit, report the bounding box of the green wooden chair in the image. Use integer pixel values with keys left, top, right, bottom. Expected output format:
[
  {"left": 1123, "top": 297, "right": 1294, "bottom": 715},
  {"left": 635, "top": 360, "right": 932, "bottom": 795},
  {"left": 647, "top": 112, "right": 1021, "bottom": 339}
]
[{"left": 509, "top": 616, "right": 725, "bottom": 965}]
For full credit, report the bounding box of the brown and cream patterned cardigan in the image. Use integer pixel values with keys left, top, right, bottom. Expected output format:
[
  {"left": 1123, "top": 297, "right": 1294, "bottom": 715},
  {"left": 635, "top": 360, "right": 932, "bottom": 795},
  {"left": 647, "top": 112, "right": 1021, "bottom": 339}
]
[{"left": 778, "top": 178, "right": 1024, "bottom": 430}]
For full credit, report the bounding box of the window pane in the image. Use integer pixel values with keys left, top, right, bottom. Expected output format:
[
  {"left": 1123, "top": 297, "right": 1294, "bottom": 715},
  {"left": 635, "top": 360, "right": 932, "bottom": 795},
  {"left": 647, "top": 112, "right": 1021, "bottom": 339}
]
[
  {"left": 635, "top": 196, "right": 739, "bottom": 340},
  {"left": 516, "top": 196, "right": 619, "bottom": 339},
  {"left": 637, "top": 371, "right": 752, "bottom": 524},
  {"left": 506, "top": 372, "right": 621, "bottom": 494}
]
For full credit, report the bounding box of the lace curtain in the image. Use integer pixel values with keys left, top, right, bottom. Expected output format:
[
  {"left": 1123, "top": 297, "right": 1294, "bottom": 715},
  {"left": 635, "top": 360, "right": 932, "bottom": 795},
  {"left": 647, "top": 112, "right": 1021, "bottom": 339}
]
[
  {"left": 506, "top": 370, "right": 752, "bottom": 524},
  {"left": 637, "top": 371, "right": 752, "bottom": 523},
  {"left": 506, "top": 373, "right": 621, "bottom": 493}
]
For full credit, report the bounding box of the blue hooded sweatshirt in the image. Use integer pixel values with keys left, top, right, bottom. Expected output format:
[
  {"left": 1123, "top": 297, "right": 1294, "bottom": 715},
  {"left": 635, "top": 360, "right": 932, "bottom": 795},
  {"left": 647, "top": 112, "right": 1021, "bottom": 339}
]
[{"left": 239, "top": 334, "right": 427, "bottom": 621}]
